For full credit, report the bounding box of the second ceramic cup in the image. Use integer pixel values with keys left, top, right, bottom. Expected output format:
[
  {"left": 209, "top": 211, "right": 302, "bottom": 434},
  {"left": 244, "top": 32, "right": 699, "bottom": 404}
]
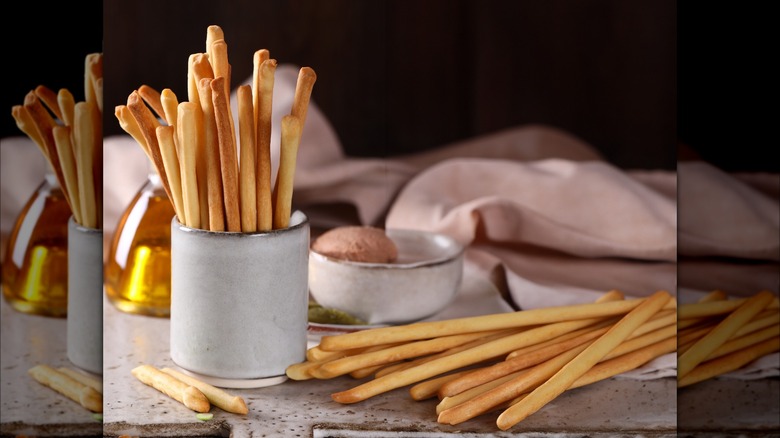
[{"left": 169, "top": 211, "right": 309, "bottom": 387}]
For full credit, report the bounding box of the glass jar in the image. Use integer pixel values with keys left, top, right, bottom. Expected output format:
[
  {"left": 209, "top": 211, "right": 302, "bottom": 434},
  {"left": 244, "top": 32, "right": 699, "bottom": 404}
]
[
  {"left": 104, "top": 169, "right": 175, "bottom": 317},
  {"left": 2, "top": 169, "right": 71, "bottom": 317}
]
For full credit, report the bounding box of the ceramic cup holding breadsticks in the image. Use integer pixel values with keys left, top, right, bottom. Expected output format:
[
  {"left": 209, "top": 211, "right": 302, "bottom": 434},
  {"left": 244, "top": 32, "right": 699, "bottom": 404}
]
[{"left": 115, "top": 25, "right": 316, "bottom": 387}]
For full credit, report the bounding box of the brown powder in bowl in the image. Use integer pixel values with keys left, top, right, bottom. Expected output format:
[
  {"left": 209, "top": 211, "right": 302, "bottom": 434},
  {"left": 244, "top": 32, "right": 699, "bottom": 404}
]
[{"left": 311, "top": 226, "right": 398, "bottom": 263}]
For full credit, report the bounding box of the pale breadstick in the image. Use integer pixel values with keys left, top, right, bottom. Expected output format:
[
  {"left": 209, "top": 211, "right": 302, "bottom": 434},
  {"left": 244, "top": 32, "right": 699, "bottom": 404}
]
[
  {"left": 330, "top": 315, "right": 610, "bottom": 404},
  {"left": 206, "top": 25, "right": 224, "bottom": 66},
  {"left": 52, "top": 126, "right": 82, "bottom": 225},
  {"left": 57, "top": 88, "right": 76, "bottom": 130},
  {"left": 273, "top": 115, "right": 302, "bottom": 229},
  {"left": 73, "top": 101, "right": 98, "bottom": 228},
  {"left": 678, "top": 336, "right": 779, "bottom": 388},
  {"left": 678, "top": 290, "right": 775, "bottom": 378},
  {"left": 314, "top": 330, "right": 505, "bottom": 379},
  {"left": 161, "top": 367, "right": 248, "bottom": 415},
  {"left": 160, "top": 89, "right": 179, "bottom": 130},
  {"left": 34, "top": 85, "right": 63, "bottom": 121},
  {"left": 131, "top": 365, "right": 209, "bottom": 413},
  {"left": 211, "top": 76, "right": 240, "bottom": 231},
  {"left": 57, "top": 367, "right": 103, "bottom": 394},
  {"left": 254, "top": 56, "right": 275, "bottom": 231},
  {"left": 319, "top": 297, "right": 668, "bottom": 351},
  {"left": 409, "top": 370, "right": 473, "bottom": 401},
  {"left": 176, "top": 102, "right": 203, "bottom": 229},
  {"left": 439, "top": 324, "right": 610, "bottom": 398},
  {"left": 197, "top": 78, "right": 225, "bottom": 231},
  {"left": 29, "top": 365, "right": 102, "bottom": 412},
  {"left": 237, "top": 85, "right": 257, "bottom": 232},
  {"left": 138, "top": 84, "right": 166, "bottom": 123},
  {"left": 187, "top": 54, "right": 201, "bottom": 104},
  {"left": 306, "top": 345, "right": 371, "bottom": 362},
  {"left": 156, "top": 126, "right": 186, "bottom": 223},
  {"left": 495, "top": 290, "right": 671, "bottom": 430}
]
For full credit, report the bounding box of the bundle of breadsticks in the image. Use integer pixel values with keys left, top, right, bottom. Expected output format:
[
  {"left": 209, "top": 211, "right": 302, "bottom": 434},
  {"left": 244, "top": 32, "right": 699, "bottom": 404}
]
[
  {"left": 288, "top": 289, "right": 678, "bottom": 431},
  {"left": 677, "top": 290, "right": 780, "bottom": 388},
  {"left": 11, "top": 53, "right": 103, "bottom": 229},
  {"left": 115, "top": 25, "right": 315, "bottom": 232},
  {"left": 131, "top": 364, "right": 248, "bottom": 415},
  {"left": 28, "top": 364, "right": 103, "bottom": 413}
]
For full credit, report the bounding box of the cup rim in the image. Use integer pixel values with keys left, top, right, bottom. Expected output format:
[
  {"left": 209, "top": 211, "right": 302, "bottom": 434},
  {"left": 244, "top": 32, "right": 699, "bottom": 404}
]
[
  {"left": 68, "top": 215, "right": 103, "bottom": 234},
  {"left": 172, "top": 210, "right": 309, "bottom": 236}
]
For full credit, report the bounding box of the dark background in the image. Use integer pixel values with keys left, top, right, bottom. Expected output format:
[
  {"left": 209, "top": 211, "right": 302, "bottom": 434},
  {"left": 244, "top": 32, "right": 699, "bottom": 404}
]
[{"left": 2, "top": 1, "right": 776, "bottom": 173}]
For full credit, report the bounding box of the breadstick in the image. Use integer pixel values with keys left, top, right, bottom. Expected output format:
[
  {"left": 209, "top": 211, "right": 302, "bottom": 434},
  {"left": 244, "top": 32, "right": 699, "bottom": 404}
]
[
  {"left": 376, "top": 328, "right": 524, "bottom": 378},
  {"left": 156, "top": 126, "right": 186, "bottom": 223},
  {"left": 161, "top": 367, "right": 248, "bottom": 415},
  {"left": 34, "top": 85, "right": 63, "bottom": 121},
  {"left": 138, "top": 84, "right": 166, "bottom": 123},
  {"left": 678, "top": 336, "right": 779, "bottom": 388},
  {"left": 314, "top": 330, "right": 506, "bottom": 379},
  {"left": 330, "top": 315, "right": 611, "bottom": 404},
  {"left": 131, "top": 365, "right": 209, "bottom": 413},
  {"left": 438, "top": 344, "right": 590, "bottom": 425},
  {"left": 209, "top": 39, "right": 235, "bottom": 147},
  {"left": 495, "top": 290, "right": 671, "bottom": 430},
  {"left": 291, "top": 67, "right": 317, "bottom": 127},
  {"left": 176, "top": 102, "right": 203, "bottom": 229},
  {"left": 197, "top": 78, "right": 225, "bottom": 231},
  {"left": 505, "top": 317, "right": 617, "bottom": 360},
  {"left": 84, "top": 53, "right": 102, "bottom": 108},
  {"left": 254, "top": 56, "right": 275, "bottom": 231},
  {"left": 24, "top": 92, "right": 71, "bottom": 207},
  {"left": 206, "top": 25, "right": 224, "bottom": 66},
  {"left": 57, "top": 88, "right": 76, "bottom": 129},
  {"left": 211, "top": 76, "right": 240, "bottom": 231},
  {"left": 115, "top": 105, "right": 150, "bottom": 155},
  {"left": 237, "top": 85, "right": 257, "bottom": 232},
  {"left": 52, "top": 126, "right": 82, "bottom": 225},
  {"left": 319, "top": 297, "right": 668, "bottom": 351},
  {"left": 127, "top": 91, "right": 173, "bottom": 202},
  {"left": 73, "top": 101, "right": 98, "bottom": 228},
  {"left": 57, "top": 367, "right": 103, "bottom": 394},
  {"left": 678, "top": 290, "right": 775, "bottom": 378},
  {"left": 410, "top": 370, "right": 473, "bottom": 401},
  {"left": 273, "top": 115, "right": 302, "bottom": 229},
  {"left": 567, "top": 336, "right": 677, "bottom": 390},
  {"left": 678, "top": 298, "right": 747, "bottom": 320},
  {"left": 601, "top": 322, "right": 676, "bottom": 361},
  {"left": 29, "top": 365, "right": 102, "bottom": 412},
  {"left": 734, "top": 310, "right": 780, "bottom": 338},
  {"left": 704, "top": 324, "right": 780, "bottom": 361},
  {"left": 11, "top": 105, "right": 46, "bottom": 151},
  {"left": 439, "top": 324, "right": 610, "bottom": 398},
  {"left": 160, "top": 89, "right": 179, "bottom": 130}
]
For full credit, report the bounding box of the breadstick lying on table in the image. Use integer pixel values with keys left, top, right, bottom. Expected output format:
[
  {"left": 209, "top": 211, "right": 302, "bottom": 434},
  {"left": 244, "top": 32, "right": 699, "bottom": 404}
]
[
  {"left": 131, "top": 364, "right": 210, "bottom": 413},
  {"left": 57, "top": 367, "right": 102, "bottom": 394},
  {"left": 29, "top": 364, "right": 102, "bottom": 412},
  {"left": 161, "top": 367, "right": 248, "bottom": 415}
]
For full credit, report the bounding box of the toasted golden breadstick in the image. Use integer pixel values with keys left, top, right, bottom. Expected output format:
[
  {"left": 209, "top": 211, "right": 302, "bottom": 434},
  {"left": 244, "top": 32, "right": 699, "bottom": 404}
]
[
  {"left": 176, "top": 102, "right": 203, "bottom": 229},
  {"left": 156, "top": 126, "right": 186, "bottom": 223},
  {"left": 73, "top": 101, "right": 98, "bottom": 228},
  {"left": 197, "top": 78, "right": 225, "bottom": 231},
  {"left": 237, "top": 85, "right": 257, "bottom": 232},
  {"left": 52, "top": 126, "right": 82, "bottom": 225},
  {"left": 254, "top": 55, "right": 275, "bottom": 231},
  {"left": 57, "top": 88, "right": 76, "bottom": 129},
  {"left": 678, "top": 336, "right": 779, "bottom": 388},
  {"left": 160, "top": 89, "right": 179, "bottom": 130},
  {"left": 131, "top": 365, "right": 209, "bottom": 413},
  {"left": 162, "top": 367, "right": 248, "bottom": 415},
  {"left": 138, "top": 84, "right": 166, "bottom": 123},
  {"left": 34, "top": 85, "right": 63, "bottom": 121},
  {"left": 29, "top": 365, "right": 102, "bottom": 412},
  {"left": 273, "top": 115, "right": 302, "bottom": 229},
  {"left": 211, "top": 76, "right": 240, "bottom": 231},
  {"left": 495, "top": 291, "right": 671, "bottom": 430}
]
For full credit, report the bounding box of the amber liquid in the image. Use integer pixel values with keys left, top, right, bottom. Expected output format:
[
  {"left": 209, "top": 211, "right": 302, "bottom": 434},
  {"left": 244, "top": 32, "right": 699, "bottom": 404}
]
[
  {"left": 1, "top": 178, "right": 71, "bottom": 317},
  {"left": 104, "top": 179, "right": 175, "bottom": 317}
]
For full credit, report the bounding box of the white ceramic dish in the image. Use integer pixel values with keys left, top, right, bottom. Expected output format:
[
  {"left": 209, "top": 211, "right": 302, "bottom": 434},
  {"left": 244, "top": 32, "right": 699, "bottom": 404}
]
[{"left": 308, "top": 228, "right": 464, "bottom": 325}]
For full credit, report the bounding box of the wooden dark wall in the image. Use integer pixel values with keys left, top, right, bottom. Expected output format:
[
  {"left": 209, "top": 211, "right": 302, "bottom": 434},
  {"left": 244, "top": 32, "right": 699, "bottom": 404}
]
[{"left": 99, "top": 0, "right": 678, "bottom": 170}]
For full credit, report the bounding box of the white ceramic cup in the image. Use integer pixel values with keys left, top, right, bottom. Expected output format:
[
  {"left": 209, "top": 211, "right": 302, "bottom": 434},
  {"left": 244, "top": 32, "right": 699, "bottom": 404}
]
[
  {"left": 169, "top": 211, "right": 309, "bottom": 386},
  {"left": 66, "top": 216, "right": 103, "bottom": 374}
]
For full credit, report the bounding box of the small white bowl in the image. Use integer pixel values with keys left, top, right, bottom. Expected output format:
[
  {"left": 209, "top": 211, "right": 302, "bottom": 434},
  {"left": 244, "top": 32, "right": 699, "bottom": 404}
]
[{"left": 308, "top": 228, "right": 464, "bottom": 325}]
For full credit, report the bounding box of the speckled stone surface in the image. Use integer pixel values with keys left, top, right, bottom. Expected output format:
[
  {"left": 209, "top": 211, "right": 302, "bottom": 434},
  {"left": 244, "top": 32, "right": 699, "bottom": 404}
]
[
  {"left": 0, "top": 297, "right": 102, "bottom": 437},
  {"left": 102, "top": 295, "right": 679, "bottom": 438}
]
